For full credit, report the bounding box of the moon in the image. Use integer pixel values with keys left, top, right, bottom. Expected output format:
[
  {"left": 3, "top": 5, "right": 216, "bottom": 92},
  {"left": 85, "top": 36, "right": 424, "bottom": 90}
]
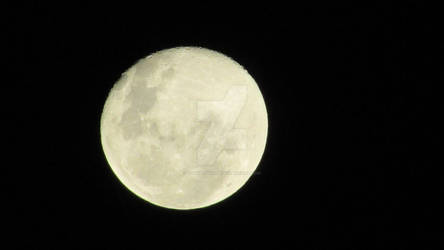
[{"left": 100, "top": 47, "right": 268, "bottom": 209}]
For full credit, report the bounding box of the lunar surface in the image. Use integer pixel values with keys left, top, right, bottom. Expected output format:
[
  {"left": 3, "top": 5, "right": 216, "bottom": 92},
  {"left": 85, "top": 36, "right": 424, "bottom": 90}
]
[{"left": 100, "top": 47, "right": 268, "bottom": 209}]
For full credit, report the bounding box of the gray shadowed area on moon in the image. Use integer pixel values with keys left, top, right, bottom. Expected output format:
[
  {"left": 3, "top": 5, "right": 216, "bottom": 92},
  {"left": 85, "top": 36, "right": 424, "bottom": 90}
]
[{"left": 101, "top": 47, "right": 268, "bottom": 209}]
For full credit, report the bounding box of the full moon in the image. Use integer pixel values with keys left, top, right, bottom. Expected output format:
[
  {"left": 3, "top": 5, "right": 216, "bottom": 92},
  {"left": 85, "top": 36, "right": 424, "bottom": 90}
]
[{"left": 100, "top": 47, "right": 268, "bottom": 209}]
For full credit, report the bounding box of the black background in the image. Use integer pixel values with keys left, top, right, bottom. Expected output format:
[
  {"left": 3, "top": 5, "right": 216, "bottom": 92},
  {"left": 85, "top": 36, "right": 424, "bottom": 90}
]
[{"left": 6, "top": 2, "right": 444, "bottom": 249}]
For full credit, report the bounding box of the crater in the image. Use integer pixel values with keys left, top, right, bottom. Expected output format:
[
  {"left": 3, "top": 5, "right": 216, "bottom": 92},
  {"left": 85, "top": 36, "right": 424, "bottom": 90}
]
[{"left": 161, "top": 67, "right": 175, "bottom": 80}]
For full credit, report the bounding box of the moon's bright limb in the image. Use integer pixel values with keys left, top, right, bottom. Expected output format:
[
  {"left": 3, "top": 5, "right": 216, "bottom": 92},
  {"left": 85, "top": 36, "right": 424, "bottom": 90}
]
[{"left": 100, "top": 47, "right": 268, "bottom": 209}]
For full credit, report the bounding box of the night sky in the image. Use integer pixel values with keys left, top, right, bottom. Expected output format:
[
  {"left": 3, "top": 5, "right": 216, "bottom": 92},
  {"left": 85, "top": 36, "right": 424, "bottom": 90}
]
[{"left": 6, "top": 2, "right": 444, "bottom": 249}]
